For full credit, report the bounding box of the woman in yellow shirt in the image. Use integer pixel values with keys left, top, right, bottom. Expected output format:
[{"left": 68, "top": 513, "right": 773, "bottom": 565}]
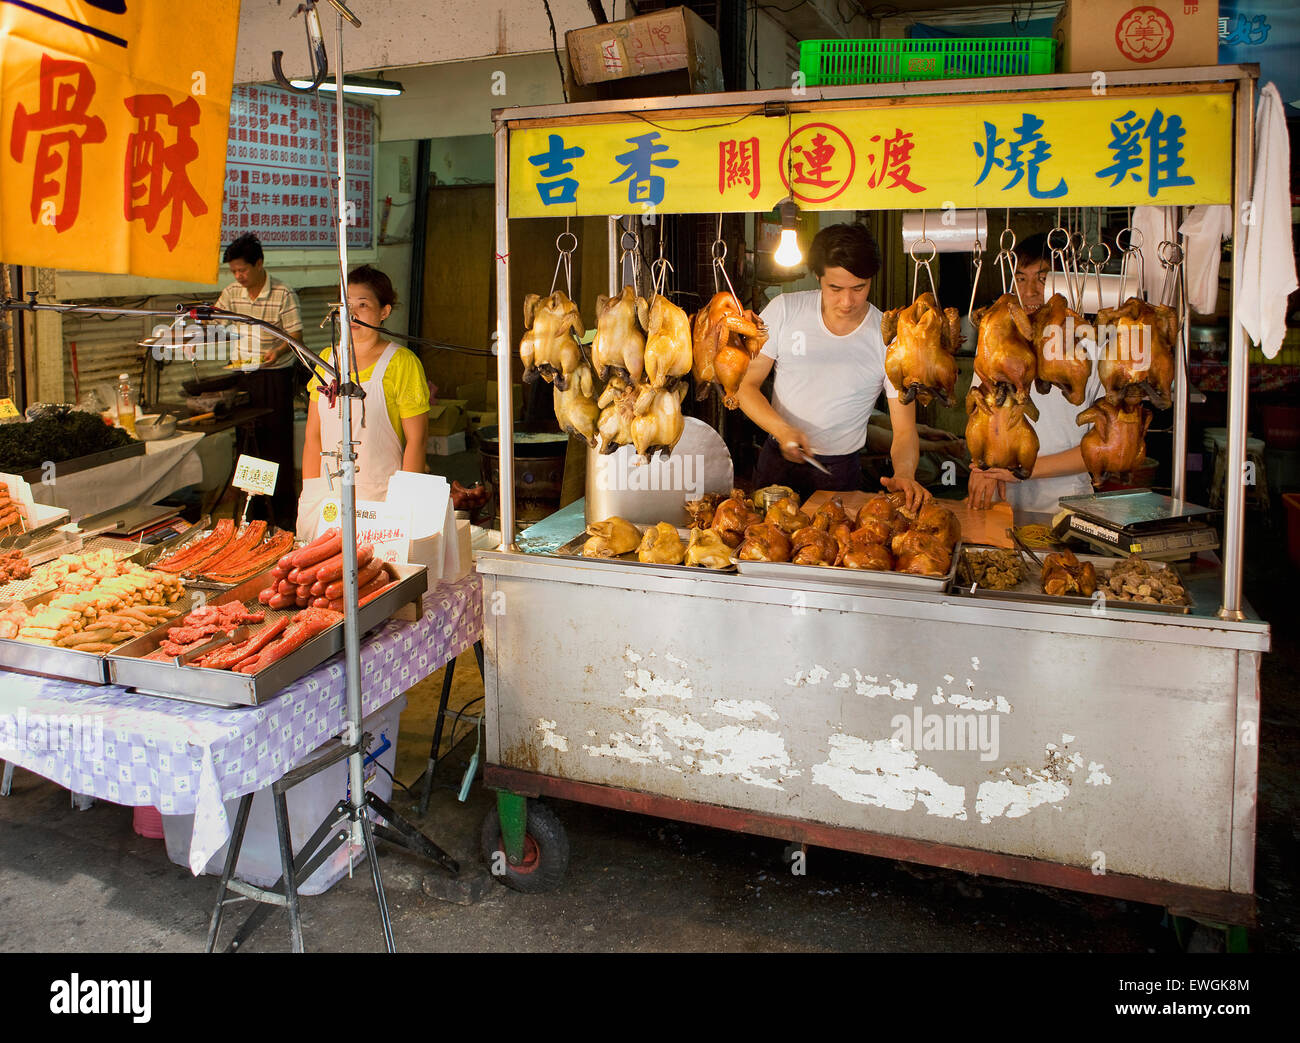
[{"left": 298, "top": 265, "right": 429, "bottom": 535}]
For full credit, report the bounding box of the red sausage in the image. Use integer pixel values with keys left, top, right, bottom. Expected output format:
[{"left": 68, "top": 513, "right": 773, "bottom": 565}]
[
  {"left": 277, "top": 579, "right": 295, "bottom": 596},
  {"left": 258, "top": 587, "right": 274, "bottom": 605},
  {"left": 325, "top": 563, "right": 382, "bottom": 602},
  {"left": 291, "top": 531, "right": 342, "bottom": 570},
  {"left": 360, "top": 580, "right": 397, "bottom": 608},
  {"left": 268, "top": 592, "right": 294, "bottom": 610},
  {"left": 311, "top": 596, "right": 331, "bottom": 609},
  {"left": 270, "top": 565, "right": 288, "bottom": 581},
  {"left": 316, "top": 544, "right": 372, "bottom": 587},
  {"left": 287, "top": 567, "right": 302, "bottom": 585}
]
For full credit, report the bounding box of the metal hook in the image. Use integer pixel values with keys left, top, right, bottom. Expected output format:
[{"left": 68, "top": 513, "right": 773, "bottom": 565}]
[
  {"left": 650, "top": 257, "right": 674, "bottom": 303},
  {"left": 967, "top": 234, "right": 984, "bottom": 321},
  {"left": 272, "top": 1, "right": 329, "bottom": 94},
  {"left": 909, "top": 237, "right": 939, "bottom": 302},
  {"left": 550, "top": 230, "right": 577, "bottom": 297}
]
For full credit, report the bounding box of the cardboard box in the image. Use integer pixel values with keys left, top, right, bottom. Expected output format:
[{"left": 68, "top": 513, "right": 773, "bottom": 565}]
[
  {"left": 465, "top": 410, "right": 497, "bottom": 437},
  {"left": 565, "top": 6, "right": 725, "bottom": 95},
  {"left": 427, "top": 398, "right": 468, "bottom": 437},
  {"left": 426, "top": 431, "right": 468, "bottom": 456},
  {"left": 1054, "top": 0, "right": 1218, "bottom": 73},
  {"left": 456, "top": 380, "right": 523, "bottom": 413}
]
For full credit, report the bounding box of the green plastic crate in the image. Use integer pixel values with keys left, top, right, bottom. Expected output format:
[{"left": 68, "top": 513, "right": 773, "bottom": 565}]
[{"left": 800, "top": 38, "right": 1056, "bottom": 87}]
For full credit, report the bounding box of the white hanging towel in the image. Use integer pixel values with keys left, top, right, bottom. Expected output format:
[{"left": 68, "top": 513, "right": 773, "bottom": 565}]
[
  {"left": 1131, "top": 205, "right": 1178, "bottom": 303},
  {"left": 1238, "top": 83, "right": 1298, "bottom": 359},
  {"left": 1178, "top": 205, "right": 1232, "bottom": 316}
]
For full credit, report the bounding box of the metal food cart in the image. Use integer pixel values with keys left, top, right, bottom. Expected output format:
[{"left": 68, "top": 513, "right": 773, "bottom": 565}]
[{"left": 476, "top": 66, "right": 1270, "bottom": 931}]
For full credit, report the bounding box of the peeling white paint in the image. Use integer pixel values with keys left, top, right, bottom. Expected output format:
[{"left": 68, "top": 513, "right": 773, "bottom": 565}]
[
  {"left": 624, "top": 648, "right": 642, "bottom": 663},
  {"left": 971, "top": 657, "right": 981, "bottom": 670},
  {"left": 583, "top": 728, "right": 674, "bottom": 765},
  {"left": 975, "top": 776, "right": 1070, "bottom": 823},
  {"left": 666, "top": 653, "right": 688, "bottom": 669},
  {"left": 966, "top": 678, "right": 976, "bottom": 691},
  {"left": 586, "top": 730, "right": 596, "bottom": 737},
  {"left": 807, "top": 665, "right": 830, "bottom": 685},
  {"left": 889, "top": 678, "right": 917, "bottom": 701},
  {"left": 995, "top": 696, "right": 1012, "bottom": 714},
  {"left": 1087, "top": 762, "right": 1111, "bottom": 786},
  {"left": 947, "top": 692, "right": 995, "bottom": 712},
  {"left": 537, "top": 719, "right": 570, "bottom": 752},
  {"left": 631, "top": 707, "right": 796, "bottom": 790},
  {"left": 624, "top": 670, "right": 636, "bottom": 681},
  {"left": 855, "top": 678, "right": 891, "bottom": 698},
  {"left": 931, "top": 691, "right": 946, "bottom": 705},
  {"left": 785, "top": 670, "right": 805, "bottom": 687},
  {"left": 623, "top": 669, "right": 693, "bottom": 702},
  {"left": 812, "top": 734, "right": 966, "bottom": 819},
  {"left": 834, "top": 673, "right": 851, "bottom": 689},
  {"left": 1062, "top": 732, "right": 1075, "bottom": 744},
  {"left": 943, "top": 674, "right": 954, "bottom": 684},
  {"left": 712, "top": 699, "right": 779, "bottom": 722}
]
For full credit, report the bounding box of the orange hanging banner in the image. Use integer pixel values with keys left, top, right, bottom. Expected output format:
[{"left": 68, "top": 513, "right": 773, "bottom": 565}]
[{"left": 0, "top": 1, "right": 241, "bottom": 282}]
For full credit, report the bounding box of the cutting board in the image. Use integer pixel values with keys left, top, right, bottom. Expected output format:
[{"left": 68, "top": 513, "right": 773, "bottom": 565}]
[{"left": 802, "top": 490, "right": 1014, "bottom": 548}]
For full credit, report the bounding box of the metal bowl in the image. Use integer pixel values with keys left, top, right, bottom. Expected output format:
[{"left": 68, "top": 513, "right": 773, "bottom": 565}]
[{"left": 136, "top": 414, "right": 177, "bottom": 441}]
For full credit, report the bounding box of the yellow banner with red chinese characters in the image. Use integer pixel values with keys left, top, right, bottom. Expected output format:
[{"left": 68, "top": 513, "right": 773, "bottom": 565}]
[
  {"left": 509, "top": 92, "right": 1232, "bottom": 218},
  {"left": 0, "top": 1, "right": 240, "bottom": 282}
]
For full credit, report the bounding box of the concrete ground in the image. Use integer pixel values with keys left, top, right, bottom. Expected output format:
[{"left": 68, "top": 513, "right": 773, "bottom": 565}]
[{"left": 0, "top": 510, "right": 1296, "bottom": 953}]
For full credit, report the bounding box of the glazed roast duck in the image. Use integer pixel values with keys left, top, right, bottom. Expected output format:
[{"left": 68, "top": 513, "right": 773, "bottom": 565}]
[
  {"left": 881, "top": 291, "right": 963, "bottom": 407},
  {"left": 692, "top": 291, "right": 768, "bottom": 409}
]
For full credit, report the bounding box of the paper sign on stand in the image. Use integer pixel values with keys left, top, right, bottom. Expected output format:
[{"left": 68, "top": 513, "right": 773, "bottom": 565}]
[
  {"left": 316, "top": 497, "right": 410, "bottom": 565},
  {"left": 232, "top": 455, "right": 280, "bottom": 498}
]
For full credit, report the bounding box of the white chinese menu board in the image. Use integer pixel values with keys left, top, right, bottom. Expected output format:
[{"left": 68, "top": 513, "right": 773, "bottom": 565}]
[{"left": 220, "top": 84, "right": 375, "bottom": 249}]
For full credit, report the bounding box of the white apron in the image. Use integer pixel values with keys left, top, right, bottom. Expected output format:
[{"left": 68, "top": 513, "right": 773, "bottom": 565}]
[{"left": 297, "top": 342, "right": 405, "bottom": 538}]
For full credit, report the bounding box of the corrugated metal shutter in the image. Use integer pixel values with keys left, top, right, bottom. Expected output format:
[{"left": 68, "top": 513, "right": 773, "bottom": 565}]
[{"left": 61, "top": 288, "right": 338, "bottom": 408}]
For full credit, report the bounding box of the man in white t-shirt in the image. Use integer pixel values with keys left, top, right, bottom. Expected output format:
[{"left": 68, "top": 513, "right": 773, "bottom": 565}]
[
  {"left": 966, "top": 233, "right": 1103, "bottom": 514},
  {"left": 738, "top": 223, "right": 928, "bottom": 509}
]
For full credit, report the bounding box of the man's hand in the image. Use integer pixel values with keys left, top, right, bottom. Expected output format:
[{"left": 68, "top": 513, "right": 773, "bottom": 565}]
[
  {"left": 881, "top": 475, "right": 930, "bottom": 512},
  {"left": 778, "top": 426, "right": 813, "bottom": 463},
  {"left": 965, "top": 467, "right": 1019, "bottom": 510}
]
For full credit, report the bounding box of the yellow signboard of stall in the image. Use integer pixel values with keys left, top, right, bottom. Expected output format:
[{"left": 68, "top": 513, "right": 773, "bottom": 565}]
[
  {"left": 509, "top": 92, "right": 1232, "bottom": 218},
  {"left": 0, "top": 1, "right": 241, "bottom": 282}
]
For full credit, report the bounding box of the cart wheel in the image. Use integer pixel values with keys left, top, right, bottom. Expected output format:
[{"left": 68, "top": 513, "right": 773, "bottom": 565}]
[{"left": 481, "top": 801, "right": 569, "bottom": 894}]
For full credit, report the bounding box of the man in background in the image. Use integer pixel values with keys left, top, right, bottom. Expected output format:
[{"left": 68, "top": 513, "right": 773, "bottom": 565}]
[{"left": 216, "top": 233, "right": 303, "bottom": 531}]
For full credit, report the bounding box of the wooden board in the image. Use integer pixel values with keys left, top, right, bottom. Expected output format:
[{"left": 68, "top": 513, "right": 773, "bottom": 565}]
[{"left": 802, "top": 490, "right": 1014, "bottom": 549}]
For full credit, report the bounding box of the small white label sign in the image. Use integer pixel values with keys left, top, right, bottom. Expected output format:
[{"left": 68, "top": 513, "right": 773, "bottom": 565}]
[{"left": 232, "top": 454, "right": 279, "bottom": 497}]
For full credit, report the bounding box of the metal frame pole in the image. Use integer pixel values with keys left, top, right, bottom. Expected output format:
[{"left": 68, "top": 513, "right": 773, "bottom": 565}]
[
  {"left": 327, "top": 7, "right": 368, "bottom": 857},
  {"left": 494, "top": 120, "right": 515, "bottom": 548},
  {"left": 1172, "top": 226, "right": 1190, "bottom": 501},
  {"left": 1220, "top": 74, "right": 1256, "bottom": 621}
]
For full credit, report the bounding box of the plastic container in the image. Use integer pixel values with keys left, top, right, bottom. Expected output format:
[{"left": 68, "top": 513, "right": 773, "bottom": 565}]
[
  {"left": 161, "top": 696, "right": 405, "bottom": 895},
  {"left": 133, "top": 805, "right": 164, "bottom": 839},
  {"left": 799, "top": 37, "right": 1055, "bottom": 86},
  {"left": 116, "top": 373, "right": 137, "bottom": 437}
]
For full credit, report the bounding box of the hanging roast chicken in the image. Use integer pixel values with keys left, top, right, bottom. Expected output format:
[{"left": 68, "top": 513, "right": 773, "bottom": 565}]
[
  {"left": 630, "top": 383, "right": 686, "bottom": 458},
  {"left": 1032, "top": 293, "right": 1093, "bottom": 406},
  {"left": 643, "top": 294, "right": 693, "bottom": 390},
  {"left": 692, "top": 292, "right": 768, "bottom": 409},
  {"left": 965, "top": 382, "right": 1040, "bottom": 479},
  {"left": 591, "top": 286, "right": 648, "bottom": 385},
  {"left": 972, "top": 292, "right": 1037, "bottom": 406},
  {"left": 596, "top": 379, "right": 637, "bottom": 454},
  {"left": 1076, "top": 388, "right": 1152, "bottom": 486},
  {"left": 553, "top": 361, "right": 601, "bottom": 447},
  {"left": 520, "top": 291, "right": 584, "bottom": 390},
  {"left": 1093, "top": 296, "right": 1177, "bottom": 409},
  {"left": 882, "top": 292, "right": 962, "bottom": 407}
]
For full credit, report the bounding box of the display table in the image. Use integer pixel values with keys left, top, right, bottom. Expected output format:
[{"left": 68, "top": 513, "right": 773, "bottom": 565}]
[
  {"left": 0, "top": 572, "right": 482, "bottom": 873},
  {"left": 33, "top": 430, "right": 205, "bottom": 516}
]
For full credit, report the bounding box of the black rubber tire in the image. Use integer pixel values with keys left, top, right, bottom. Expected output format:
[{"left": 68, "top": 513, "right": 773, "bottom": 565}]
[{"left": 480, "top": 801, "right": 570, "bottom": 894}]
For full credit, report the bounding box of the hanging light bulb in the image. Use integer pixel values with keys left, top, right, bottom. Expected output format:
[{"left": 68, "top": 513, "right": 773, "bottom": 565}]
[{"left": 774, "top": 198, "right": 803, "bottom": 267}]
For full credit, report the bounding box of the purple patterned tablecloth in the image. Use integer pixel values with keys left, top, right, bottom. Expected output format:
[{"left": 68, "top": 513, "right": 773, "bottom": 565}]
[{"left": 0, "top": 573, "right": 482, "bottom": 872}]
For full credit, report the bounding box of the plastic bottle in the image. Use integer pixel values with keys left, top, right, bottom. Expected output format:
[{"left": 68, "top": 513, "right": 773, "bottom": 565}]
[{"left": 116, "top": 373, "right": 137, "bottom": 436}]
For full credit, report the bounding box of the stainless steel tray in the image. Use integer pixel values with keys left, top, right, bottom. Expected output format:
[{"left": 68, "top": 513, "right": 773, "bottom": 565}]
[
  {"left": 952, "top": 549, "right": 1192, "bottom": 615},
  {"left": 0, "top": 584, "right": 195, "bottom": 685},
  {"left": 732, "top": 541, "right": 962, "bottom": 593},
  {"left": 107, "top": 562, "right": 428, "bottom": 707},
  {"left": 554, "top": 529, "right": 738, "bottom": 575}
]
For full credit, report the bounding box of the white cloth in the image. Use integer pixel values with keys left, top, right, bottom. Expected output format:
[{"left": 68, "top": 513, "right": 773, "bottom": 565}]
[
  {"left": 1178, "top": 205, "right": 1232, "bottom": 316},
  {"left": 1003, "top": 363, "right": 1106, "bottom": 515},
  {"left": 1238, "top": 83, "right": 1298, "bottom": 359},
  {"left": 758, "top": 290, "right": 898, "bottom": 456},
  {"left": 31, "top": 430, "right": 204, "bottom": 516},
  {"left": 297, "top": 342, "right": 405, "bottom": 536},
  {"left": 1131, "top": 205, "right": 1179, "bottom": 303}
]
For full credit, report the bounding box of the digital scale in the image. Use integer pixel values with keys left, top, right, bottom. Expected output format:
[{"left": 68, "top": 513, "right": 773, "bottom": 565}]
[{"left": 1052, "top": 491, "right": 1220, "bottom": 560}]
